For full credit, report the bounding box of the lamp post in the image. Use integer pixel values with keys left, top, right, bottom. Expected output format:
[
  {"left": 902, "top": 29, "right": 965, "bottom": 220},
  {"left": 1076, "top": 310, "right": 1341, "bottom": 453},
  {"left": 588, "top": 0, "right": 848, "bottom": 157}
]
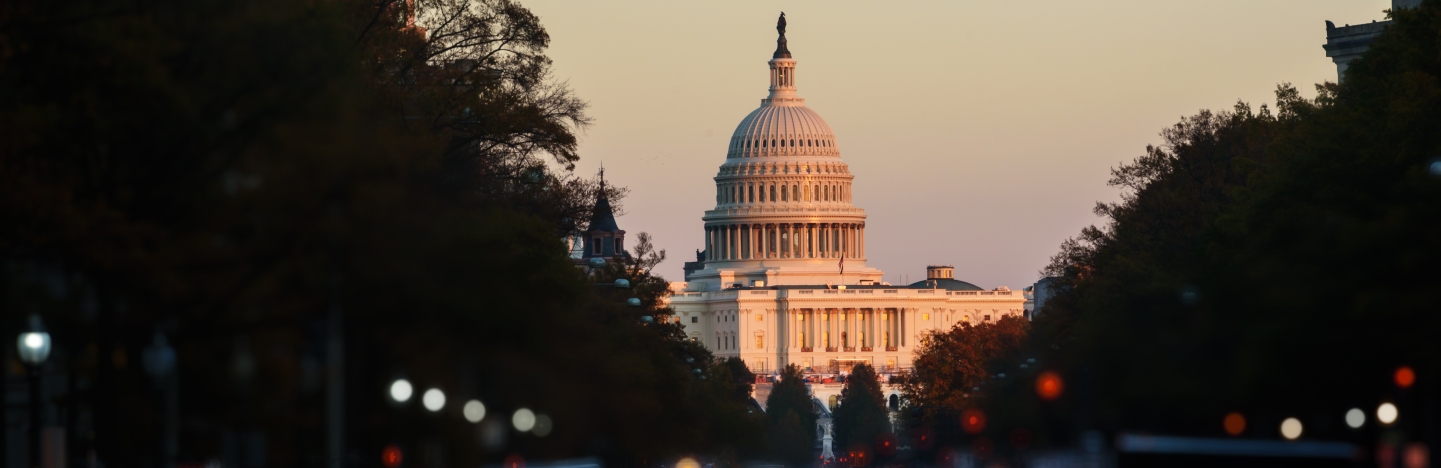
[
  {"left": 17, "top": 314, "right": 52, "bottom": 468},
  {"left": 142, "top": 332, "right": 178, "bottom": 468}
]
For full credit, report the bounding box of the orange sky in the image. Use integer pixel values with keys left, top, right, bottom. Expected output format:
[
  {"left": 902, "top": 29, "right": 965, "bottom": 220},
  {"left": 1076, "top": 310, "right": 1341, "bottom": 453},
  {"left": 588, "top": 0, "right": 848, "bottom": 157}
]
[{"left": 521, "top": 0, "right": 1392, "bottom": 288}]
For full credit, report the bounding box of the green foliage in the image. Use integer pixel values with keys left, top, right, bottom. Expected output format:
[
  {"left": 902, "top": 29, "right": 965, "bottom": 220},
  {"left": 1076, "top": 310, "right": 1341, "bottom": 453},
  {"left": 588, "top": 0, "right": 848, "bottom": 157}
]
[
  {"left": 765, "top": 364, "right": 818, "bottom": 466},
  {"left": 1028, "top": 0, "right": 1441, "bottom": 441},
  {"left": 832, "top": 363, "right": 891, "bottom": 458}
]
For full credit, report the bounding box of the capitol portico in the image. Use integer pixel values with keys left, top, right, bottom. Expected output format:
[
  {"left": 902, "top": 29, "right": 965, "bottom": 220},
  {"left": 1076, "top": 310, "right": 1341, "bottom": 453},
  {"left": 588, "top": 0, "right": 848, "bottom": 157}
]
[{"left": 664, "top": 16, "right": 1026, "bottom": 380}]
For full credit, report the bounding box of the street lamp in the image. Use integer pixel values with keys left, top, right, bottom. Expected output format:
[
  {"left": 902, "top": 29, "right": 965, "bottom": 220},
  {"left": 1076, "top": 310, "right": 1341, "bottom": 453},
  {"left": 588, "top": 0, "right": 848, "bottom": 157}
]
[
  {"left": 16, "top": 314, "right": 52, "bottom": 468},
  {"left": 142, "top": 332, "right": 179, "bottom": 467},
  {"left": 389, "top": 378, "right": 414, "bottom": 404}
]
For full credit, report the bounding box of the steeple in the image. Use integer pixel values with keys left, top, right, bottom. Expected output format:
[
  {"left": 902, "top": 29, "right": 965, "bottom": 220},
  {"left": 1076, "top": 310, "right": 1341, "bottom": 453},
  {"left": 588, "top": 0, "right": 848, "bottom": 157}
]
[
  {"left": 766, "top": 13, "right": 799, "bottom": 104},
  {"left": 582, "top": 168, "right": 625, "bottom": 260},
  {"left": 774, "top": 12, "right": 791, "bottom": 59}
]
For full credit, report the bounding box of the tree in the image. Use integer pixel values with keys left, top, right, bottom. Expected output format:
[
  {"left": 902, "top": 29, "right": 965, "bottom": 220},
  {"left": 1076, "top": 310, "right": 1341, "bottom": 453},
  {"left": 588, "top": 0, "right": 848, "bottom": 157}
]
[
  {"left": 900, "top": 317, "right": 1030, "bottom": 413},
  {"left": 831, "top": 363, "right": 891, "bottom": 462},
  {"left": 0, "top": 0, "right": 756, "bottom": 465},
  {"left": 765, "top": 364, "right": 818, "bottom": 466},
  {"left": 1027, "top": 0, "right": 1441, "bottom": 442}
]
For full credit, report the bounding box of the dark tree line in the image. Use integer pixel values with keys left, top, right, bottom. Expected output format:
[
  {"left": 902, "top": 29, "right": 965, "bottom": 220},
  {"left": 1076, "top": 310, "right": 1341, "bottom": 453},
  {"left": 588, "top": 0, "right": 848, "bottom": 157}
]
[
  {"left": 892, "top": 1, "right": 1441, "bottom": 462},
  {"left": 0, "top": 0, "right": 760, "bottom": 466}
]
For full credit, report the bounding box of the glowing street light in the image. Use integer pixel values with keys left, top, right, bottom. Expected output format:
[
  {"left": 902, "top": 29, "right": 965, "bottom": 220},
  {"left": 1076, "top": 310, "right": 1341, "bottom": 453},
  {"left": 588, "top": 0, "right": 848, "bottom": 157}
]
[
  {"left": 422, "top": 388, "right": 446, "bottom": 412},
  {"left": 1377, "top": 402, "right": 1399, "bottom": 425},
  {"left": 1345, "top": 408, "right": 1365, "bottom": 429},
  {"left": 512, "top": 408, "right": 536, "bottom": 432},
  {"left": 464, "top": 400, "right": 486, "bottom": 423},
  {"left": 389, "top": 378, "right": 413, "bottom": 404},
  {"left": 16, "top": 315, "right": 51, "bottom": 367},
  {"left": 1279, "top": 417, "right": 1303, "bottom": 440},
  {"left": 16, "top": 314, "right": 52, "bottom": 468}
]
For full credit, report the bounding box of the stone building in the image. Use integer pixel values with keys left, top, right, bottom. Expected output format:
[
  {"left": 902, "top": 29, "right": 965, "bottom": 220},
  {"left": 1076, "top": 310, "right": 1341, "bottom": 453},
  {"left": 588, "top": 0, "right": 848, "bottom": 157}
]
[
  {"left": 664, "top": 17, "right": 1027, "bottom": 382},
  {"left": 1323, "top": 0, "right": 1421, "bottom": 80}
]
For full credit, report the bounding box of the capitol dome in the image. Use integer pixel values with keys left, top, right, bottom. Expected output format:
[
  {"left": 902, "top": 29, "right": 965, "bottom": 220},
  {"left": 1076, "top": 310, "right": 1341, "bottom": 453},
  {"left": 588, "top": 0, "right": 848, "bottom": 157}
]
[{"left": 727, "top": 105, "right": 839, "bottom": 159}]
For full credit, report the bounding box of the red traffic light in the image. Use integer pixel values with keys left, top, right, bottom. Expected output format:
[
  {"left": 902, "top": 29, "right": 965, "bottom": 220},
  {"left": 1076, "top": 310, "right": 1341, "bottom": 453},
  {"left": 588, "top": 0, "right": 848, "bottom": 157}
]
[{"left": 382, "top": 445, "right": 403, "bottom": 468}]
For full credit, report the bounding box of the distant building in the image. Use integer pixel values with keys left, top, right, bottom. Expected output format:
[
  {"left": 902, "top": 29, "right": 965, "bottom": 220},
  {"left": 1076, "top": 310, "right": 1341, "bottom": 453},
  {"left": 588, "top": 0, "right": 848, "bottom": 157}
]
[
  {"left": 1324, "top": 0, "right": 1420, "bottom": 80},
  {"left": 572, "top": 170, "right": 628, "bottom": 265},
  {"left": 663, "top": 16, "right": 1026, "bottom": 377}
]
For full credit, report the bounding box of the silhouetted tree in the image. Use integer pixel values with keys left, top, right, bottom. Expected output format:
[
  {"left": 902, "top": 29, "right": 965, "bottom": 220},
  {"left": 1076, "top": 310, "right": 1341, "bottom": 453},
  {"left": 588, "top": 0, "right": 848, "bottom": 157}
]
[
  {"left": 831, "top": 363, "right": 891, "bottom": 463},
  {"left": 765, "top": 364, "right": 818, "bottom": 466}
]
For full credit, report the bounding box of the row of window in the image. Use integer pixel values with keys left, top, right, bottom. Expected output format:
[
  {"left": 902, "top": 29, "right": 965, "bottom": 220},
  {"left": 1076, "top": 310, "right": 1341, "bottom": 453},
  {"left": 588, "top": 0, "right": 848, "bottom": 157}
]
[
  {"left": 717, "top": 181, "right": 849, "bottom": 204},
  {"left": 731, "top": 136, "right": 834, "bottom": 151},
  {"left": 718, "top": 163, "right": 846, "bottom": 176}
]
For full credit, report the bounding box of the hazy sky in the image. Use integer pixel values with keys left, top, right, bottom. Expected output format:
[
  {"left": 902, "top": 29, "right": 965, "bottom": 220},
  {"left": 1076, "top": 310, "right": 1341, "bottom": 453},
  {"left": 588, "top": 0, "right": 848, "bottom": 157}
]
[{"left": 520, "top": 0, "right": 1392, "bottom": 288}]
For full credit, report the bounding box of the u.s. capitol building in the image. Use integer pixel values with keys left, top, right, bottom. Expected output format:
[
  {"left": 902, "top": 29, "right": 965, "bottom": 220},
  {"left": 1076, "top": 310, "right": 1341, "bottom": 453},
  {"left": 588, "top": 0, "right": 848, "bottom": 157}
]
[{"left": 664, "top": 17, "right": 1027, "bottom": 377}]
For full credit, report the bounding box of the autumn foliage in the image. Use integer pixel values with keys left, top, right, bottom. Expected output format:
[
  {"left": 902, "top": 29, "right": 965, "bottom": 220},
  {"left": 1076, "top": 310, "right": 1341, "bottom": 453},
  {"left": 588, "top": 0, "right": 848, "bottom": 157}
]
[{"left": 900, "top": 316, "right": 1030, "bottom": 413}]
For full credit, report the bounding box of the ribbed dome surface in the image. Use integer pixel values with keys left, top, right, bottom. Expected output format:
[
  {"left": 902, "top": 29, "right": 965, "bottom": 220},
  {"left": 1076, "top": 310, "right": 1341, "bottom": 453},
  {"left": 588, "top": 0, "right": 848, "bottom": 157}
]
[{"left": 726, "top": 104, "right": 839, "bottom": 159}]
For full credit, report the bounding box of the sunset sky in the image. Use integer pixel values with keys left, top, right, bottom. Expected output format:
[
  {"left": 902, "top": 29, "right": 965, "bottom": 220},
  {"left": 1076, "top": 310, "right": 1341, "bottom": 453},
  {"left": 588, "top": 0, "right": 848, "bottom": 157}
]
[{"left": 520, "top": 0, "right": 1393, "bottom": 288}]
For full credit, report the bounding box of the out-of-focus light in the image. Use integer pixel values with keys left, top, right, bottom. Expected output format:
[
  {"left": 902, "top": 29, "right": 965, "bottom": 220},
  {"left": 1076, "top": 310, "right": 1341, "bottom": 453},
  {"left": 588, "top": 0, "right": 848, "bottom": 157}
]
[
  {"left": 627, "top": 298, "right": 642, "bottom": 307},
  {"left": 1395, "top": 366, "right": 1416, "bottom": 389},
  {"left": 503, "top": 454, "right": 525, "bottom": 468},
  {"left": 1036, "top": 371, "right": 1063, "bottom": 400},
  {"left": 512, "top": 408, "right": 536, "bottom": 432},
  {"left": 422, "top": 388, "right": 446, "bottom": 412},
  {"left": 1345, "top": 408, "right": 1365, "bottom": 428},
  {"left": 1378, "top": 402, "right": 1399, "bottom": 424},
  {"left": 1430, "top": 161, "right": 1441, "bottom": 175},
  {"left": 1403, "top": 442, "right": 1429, "bottom": 468},
  {"left": 1223, "top": 412, "right": 1246, "bottom": 436},
  {"left": 382, "top": 445, "right": 403, "bottom": 468},
  {"left": 1280, "top": 417, "right": 1303, "bottom": 440},
  {"left": 614, "top": 278, "right": 630, "bottom": 288},
  {"left": 464, "top": 400, "right": 486, "bottom": 423},
  {"left": 389, "top": 379, "right": 413, "bottom": 403},
  {"left": 533, "top": 414, "right": 553, "bottom": 437},
  {"left": 961, "top": 408, "right": 986, "bottom": 435},
  {"left": 16, "top": 315, "right": 52, "bottom": 366},
  {"left": 676, "top": 458, "right": 700, "bottom": 468}
]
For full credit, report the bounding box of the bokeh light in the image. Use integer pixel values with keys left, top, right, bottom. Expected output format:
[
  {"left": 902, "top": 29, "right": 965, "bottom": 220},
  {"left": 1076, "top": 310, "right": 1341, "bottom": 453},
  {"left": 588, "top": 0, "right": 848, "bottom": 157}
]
[
  {"left": 961, "top": 408, "right": 986, "bottom": 434},
  {"left": 464, "top": 399, "right": 486, "bottom": 423},
  {"left": 389, "top": 379, "right": 413, "bottom": 403},
  {"left": 1223, "top": 412, "right": 1246, "bottom": 436},
  {"left": 1009, "top": 428, "right": 1032, "bottom": 449},
  {"left": 533, "top": 414, "right": 553, "bottom": 437},
  {"left": 422, "top": 388, "right": 446, "bottom": 412},
  {"left": 503, "top": 454, "right": 525, "bottom": 468},
  {"left": 1395, "top": 366, "right": 1416, "bottom": 389},
  {"left": 1280, "top": 417, "right": 1303, "bottom": 440},
  {"left": 1345, "top": 408, "right": 1365, "bottom": 429},
  {"left": 676, "top": 458, "right": 700, "bottom": 468},
  {"left": 512, "top": 408, "right": 537, "bottom": 432},
  {"left": 1036, "top": 371, "right": 1063, "bottom": 401},
  {"left": 382, "top": 445, "right": 403, "bottom": 468},
  {"left": 972, "top": 437, "right": 994, "bottom": 459},
  {"left": 1378, "top": 402, "right": 1399, "bottom": 425}
]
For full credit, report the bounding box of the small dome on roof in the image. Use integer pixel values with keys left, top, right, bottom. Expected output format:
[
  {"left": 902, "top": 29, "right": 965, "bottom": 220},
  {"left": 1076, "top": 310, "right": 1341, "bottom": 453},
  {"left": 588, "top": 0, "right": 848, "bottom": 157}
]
[{"left": 907, "top": 278, "right": 984, "bottom": 291}]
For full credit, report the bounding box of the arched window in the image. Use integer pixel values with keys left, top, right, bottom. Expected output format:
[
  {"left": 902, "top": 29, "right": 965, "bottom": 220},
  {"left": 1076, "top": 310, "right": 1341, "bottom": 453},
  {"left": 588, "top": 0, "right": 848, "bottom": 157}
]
[
  {"left": 792, "top": 185, "right": 799, "bottom": 201},
  {"left": 781, "top": 184, "right": 788, "bottom": 201}
]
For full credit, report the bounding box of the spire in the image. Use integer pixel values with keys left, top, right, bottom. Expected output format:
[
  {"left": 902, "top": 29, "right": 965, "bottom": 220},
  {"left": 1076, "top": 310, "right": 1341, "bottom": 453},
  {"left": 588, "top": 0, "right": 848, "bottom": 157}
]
[
  {"left": 589, "top": 167, "right": 619, "bottom": 232},
  {"left": 765, "top": 13, "right": 798, "bottom": 103},
  {"left": 773, "top": 12, "right": 791, "bottom": 59}
]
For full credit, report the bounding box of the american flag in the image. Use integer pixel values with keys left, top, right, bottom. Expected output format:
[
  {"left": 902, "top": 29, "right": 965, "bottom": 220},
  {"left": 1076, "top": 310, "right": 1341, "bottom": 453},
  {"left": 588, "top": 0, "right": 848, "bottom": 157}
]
[{"left": 838, "top": 252, "right": 844, "bottom": 275}]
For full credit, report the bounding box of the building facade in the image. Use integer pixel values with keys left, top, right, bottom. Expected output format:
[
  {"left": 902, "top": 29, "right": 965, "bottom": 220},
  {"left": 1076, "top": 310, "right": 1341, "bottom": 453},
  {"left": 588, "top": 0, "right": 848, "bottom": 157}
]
[
  {"left": 664, "top": 18, "right": 1026, "bottom": 380},
  {"left": 1323, "top": 0, "right": 1421, "bottom": 80}
]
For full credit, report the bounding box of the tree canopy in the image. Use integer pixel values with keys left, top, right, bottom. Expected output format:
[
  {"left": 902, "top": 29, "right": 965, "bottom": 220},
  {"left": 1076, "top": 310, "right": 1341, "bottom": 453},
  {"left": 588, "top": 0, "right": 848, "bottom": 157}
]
[{"left": 831, "top": 362, "right": 892, "bottom": 461}]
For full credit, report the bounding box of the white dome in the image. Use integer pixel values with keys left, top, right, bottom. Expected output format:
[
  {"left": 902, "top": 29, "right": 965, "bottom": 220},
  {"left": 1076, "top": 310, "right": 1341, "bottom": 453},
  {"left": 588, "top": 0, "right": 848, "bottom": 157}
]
[
  {"left": 726, "top": 103, "right": 841, "bottom": 158},
  {"left": 727, "top": 104, "right": 839, "bottom": 159}
]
